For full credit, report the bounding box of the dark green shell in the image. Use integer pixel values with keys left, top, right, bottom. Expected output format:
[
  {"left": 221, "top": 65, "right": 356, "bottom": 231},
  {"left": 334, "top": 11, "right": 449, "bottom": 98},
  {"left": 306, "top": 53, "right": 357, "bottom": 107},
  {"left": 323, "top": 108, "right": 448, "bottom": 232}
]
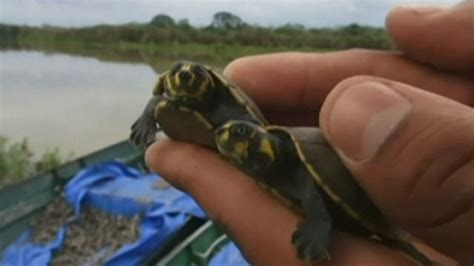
[
  {"left": 268, "top": 126, "right": 402, "bottom": 239},
  {"left": 267, "top": 126, "right": 436, "bottom": 265},
  {"left": 206, "top": 67, "right": 268, "bottom": 125}
]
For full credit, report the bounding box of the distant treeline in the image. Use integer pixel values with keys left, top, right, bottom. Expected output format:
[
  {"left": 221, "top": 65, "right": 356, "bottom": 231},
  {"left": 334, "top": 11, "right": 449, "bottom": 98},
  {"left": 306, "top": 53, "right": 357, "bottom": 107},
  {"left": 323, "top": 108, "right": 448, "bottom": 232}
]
[{"left": 0, "top": 11, "right": 395, "bottom": 51}]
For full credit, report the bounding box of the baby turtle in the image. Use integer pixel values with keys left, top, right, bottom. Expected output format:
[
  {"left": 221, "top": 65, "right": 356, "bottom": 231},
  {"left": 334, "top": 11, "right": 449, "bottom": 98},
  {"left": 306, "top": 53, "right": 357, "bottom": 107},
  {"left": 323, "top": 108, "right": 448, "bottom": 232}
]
[
  {"left": 130, "top": 61, "right": 268, "bottom": 148},
  {"left": 215, "top": 120, "right": 436, "bottom": 266}
]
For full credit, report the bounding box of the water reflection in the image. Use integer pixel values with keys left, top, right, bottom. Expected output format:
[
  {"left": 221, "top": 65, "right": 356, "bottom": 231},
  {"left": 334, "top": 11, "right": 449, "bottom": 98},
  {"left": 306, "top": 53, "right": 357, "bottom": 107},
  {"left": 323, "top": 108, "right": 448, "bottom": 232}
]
[
  {"left": 1, "top": 50, "right": 159, "bottom": 158},
  {"left": 1, "top": 42, "right": 227, "bottom": 72}
]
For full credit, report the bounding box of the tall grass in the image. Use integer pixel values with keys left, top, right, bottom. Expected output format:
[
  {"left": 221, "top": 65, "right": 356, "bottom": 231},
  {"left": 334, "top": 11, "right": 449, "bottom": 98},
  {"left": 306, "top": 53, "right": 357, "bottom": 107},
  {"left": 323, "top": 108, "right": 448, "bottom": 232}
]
[{"left": 0, "top": 136, "right": 69, "bottom": 189}]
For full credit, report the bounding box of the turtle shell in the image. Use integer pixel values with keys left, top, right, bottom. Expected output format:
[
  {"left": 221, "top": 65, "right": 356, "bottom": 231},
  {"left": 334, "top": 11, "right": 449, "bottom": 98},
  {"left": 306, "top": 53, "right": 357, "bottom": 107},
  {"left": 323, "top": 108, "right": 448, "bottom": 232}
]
[
  {"left": 267, "top": 126, "right": 404, "bottom": 240},
  {"left": 205, "top": 67, "right": 268, "bottom": 126},
  {"left": 270, "top": 126, "right": 437, "bottom": 265},
  {"left": 155, "top": 101, "right": 216, "bottom": 148}
]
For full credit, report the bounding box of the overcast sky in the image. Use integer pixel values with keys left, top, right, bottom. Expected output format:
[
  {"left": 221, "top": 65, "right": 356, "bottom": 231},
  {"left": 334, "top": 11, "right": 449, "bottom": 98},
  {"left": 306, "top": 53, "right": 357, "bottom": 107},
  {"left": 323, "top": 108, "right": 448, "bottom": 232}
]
[{"left": 0, "top": 0, "right": 460, "bottom": 28}]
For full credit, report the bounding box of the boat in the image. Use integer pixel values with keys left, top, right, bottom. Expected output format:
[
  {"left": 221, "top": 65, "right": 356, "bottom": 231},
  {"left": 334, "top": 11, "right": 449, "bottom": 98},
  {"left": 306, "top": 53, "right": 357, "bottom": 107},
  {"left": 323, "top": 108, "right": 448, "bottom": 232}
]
[{"left": 0, "top": 140, "right": 236, "bottom": 265}]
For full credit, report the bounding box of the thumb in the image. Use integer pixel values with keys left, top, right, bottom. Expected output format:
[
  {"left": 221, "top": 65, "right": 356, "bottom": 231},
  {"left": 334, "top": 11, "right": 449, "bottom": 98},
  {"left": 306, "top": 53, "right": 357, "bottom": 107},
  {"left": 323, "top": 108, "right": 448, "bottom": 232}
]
[{"left": 319, "top": 76, "right": 474, "bottom": 264}]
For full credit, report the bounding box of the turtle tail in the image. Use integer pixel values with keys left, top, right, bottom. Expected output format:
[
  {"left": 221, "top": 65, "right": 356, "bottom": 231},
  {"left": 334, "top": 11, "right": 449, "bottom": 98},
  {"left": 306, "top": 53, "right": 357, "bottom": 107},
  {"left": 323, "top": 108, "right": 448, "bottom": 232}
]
[
  {"left": 382, "top": 238, "right": 439, "bottom": 266},
  {"left": 129, "top": 96, "right": 161, "bottom": 148}
]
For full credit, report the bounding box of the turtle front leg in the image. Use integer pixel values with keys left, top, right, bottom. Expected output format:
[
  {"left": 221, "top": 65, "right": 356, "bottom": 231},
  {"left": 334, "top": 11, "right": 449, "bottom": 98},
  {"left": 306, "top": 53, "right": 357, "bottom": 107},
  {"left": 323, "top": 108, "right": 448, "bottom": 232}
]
[
  {"left": 130, "top": 96, "right": 161, "bottom": 148},
  {"left": 292, "top": 188, "right": 332, "bottom": 263},
  {"left": 264, "top": 165, "right": 333, "bottom": 263}
]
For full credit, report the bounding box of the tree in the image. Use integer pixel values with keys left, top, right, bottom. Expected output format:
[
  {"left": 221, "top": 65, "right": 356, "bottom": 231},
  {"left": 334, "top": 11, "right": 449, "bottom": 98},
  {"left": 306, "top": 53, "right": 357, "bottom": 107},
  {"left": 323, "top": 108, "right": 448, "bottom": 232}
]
[
  {"left": 178, "top": 18, "right": 191, "bottom": 29},
  {"left": 150, "top": 14, "right": 175, "bottom": 27},
  {"left": 342, "top": 23, "right": 363, "bottom": 35},
  {"left": 210, "top": 11, "right": 245, "bottom": 29},
  {"left": 275, "top": 23, "right": 305, "bottom": 34}
]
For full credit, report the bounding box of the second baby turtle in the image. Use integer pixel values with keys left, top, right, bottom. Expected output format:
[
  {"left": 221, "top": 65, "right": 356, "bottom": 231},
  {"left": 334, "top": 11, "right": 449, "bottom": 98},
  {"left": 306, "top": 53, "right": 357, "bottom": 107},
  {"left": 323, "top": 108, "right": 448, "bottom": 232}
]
[{"left": 215, "top": 120, "right": 436, "bottom": 265}]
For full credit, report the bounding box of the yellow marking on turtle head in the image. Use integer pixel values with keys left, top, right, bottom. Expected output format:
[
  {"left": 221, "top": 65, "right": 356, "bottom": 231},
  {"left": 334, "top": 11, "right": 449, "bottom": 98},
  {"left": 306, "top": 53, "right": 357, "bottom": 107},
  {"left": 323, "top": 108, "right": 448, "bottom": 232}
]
[
  {"left": 221, "top": 122, "right": 232, "bottom": 130},
  {"left": 233, "top": 140, "right": 249, "bottom": 160},
  {"left": 182, "top": 63, "right": 192, "bottom": 71},
  {"left": 215, "top": 123, "right": 233, "bottom": 153},
  {"left": 164, "top": 75, "right": 175, "bottom": 94},
  {"left": 182, "top": 63, "right": 194, "bottom": 88},
  {"left": 216, "top": 128, "right": 233, "bottom": 158},
  {"left": 174, "top": 72, "right": 181, "bottom": 87},
  {"left": 258, "top": 137, "right": 275, "bottom": 162},
  {"left": 220, "top": 130, "right": 229, "bottom": 143},
  {"left": 216, "top": 130, "right": 229, "bottom": 151}
]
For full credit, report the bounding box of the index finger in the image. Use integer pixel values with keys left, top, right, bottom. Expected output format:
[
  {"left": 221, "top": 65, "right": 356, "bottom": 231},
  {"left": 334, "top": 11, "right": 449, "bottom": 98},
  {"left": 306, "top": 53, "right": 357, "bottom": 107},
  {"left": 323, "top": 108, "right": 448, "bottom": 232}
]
[{"left": 224, "top": 51, "right": 474, "bottom": 125}]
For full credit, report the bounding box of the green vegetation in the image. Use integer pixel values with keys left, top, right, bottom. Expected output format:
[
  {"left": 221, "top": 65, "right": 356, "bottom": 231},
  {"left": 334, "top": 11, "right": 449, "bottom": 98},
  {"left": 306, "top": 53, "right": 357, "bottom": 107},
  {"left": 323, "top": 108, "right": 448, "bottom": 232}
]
[
  {"left": 0, "top": 11, "right": 395, "bottom": 64},
  {"left": 0, "top": 136, "right": 31, "bottom": 182},
  {"left": 0, "top": 136, "right": 70, "bottom": 188}
]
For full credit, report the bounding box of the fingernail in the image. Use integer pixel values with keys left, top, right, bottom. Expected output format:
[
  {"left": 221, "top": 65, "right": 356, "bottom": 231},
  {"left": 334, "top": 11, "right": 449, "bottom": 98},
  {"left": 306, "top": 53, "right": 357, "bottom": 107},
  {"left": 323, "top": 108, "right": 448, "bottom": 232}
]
[{"left": 327, "top": 81, "right": 412, "bottom": 161}]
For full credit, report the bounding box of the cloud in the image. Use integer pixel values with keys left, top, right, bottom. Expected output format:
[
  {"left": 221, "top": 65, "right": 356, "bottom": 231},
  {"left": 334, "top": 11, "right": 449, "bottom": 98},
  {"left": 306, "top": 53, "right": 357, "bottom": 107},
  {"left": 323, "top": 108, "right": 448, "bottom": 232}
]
[{"left": 0, "top": 0, "right": 460, "bottom": 28}]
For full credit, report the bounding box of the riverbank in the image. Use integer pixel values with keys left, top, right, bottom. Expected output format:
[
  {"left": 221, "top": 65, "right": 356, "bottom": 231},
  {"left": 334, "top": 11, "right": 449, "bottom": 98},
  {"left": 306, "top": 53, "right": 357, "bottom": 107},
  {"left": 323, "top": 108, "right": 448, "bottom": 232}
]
[
  {"left": 1, "top": 21, "right": 393, "bottom": 66},
  {"left": 4, "top": 39, "right": 335, "bottom": 68}
]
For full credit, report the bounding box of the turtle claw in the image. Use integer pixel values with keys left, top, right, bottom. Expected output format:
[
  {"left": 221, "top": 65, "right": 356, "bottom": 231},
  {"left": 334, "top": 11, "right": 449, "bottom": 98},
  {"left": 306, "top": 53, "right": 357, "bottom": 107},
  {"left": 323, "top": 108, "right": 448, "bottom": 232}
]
[
  {"left": 129, "top": 96, "right": 161, "bottom": 148},
  {"left": 130, "top": 116, "right": 158, "bottom": 148},
  {"left": 292, "top": 222, "right": 331, "bottom": 263}
]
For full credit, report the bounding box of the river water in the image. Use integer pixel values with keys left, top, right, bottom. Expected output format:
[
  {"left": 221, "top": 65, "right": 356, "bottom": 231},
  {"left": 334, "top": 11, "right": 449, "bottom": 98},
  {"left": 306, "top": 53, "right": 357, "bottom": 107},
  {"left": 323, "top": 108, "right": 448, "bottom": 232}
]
[{"left": 0, "top": 50, "right": 159, "bottom": 158}]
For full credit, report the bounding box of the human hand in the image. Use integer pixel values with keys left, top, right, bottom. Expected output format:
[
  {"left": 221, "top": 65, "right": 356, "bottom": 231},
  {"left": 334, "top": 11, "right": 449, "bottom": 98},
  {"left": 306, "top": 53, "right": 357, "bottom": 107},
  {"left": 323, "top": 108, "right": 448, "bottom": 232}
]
[{"left": 146, "top": 2, "right": 473, "bottom": 265}]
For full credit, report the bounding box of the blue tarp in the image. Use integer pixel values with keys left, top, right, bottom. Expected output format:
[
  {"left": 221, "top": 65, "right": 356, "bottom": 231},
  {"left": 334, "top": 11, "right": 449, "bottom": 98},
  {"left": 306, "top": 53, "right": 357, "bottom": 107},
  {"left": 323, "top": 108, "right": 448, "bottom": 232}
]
[
  {"left": 2, "top": 227, "right": 66, "bottom": 266},
  {"left": 2, "top": 161, "right": 248, "bottom": 266},
  {"left": 64, "top": 161, "right": 206, "bottom": 218}
]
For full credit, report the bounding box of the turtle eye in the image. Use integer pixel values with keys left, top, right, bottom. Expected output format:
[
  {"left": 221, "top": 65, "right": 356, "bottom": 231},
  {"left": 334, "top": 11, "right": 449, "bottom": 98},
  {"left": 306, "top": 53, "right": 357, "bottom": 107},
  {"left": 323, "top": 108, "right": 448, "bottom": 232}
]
[
  {"left": 232, "top": 124, "right": 252, "bottom": 138},
  {"left": 170, "top": 62, "right": 184, "bottom": 75},
  {"left": 192, "top": 64, "right": 207, "bottom": 77}
]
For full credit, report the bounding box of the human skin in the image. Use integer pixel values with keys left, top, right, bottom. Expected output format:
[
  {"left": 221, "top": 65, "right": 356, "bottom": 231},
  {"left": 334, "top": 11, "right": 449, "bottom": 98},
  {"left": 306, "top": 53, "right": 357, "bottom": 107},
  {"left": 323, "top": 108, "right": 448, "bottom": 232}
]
[{"left": 146, "top": 2, "right": 474, "bottom": 266}]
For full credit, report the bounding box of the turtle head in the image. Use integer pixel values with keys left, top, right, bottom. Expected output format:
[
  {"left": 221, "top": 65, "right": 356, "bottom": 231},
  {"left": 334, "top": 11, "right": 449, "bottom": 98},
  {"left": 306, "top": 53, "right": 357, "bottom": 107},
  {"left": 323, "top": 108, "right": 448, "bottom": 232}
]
[
  {"left": 215, "top": 120, "right": 278, "bottom": 168},
  {"left": 158, "top": 61, "right": 215, "bottom": 107}
]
